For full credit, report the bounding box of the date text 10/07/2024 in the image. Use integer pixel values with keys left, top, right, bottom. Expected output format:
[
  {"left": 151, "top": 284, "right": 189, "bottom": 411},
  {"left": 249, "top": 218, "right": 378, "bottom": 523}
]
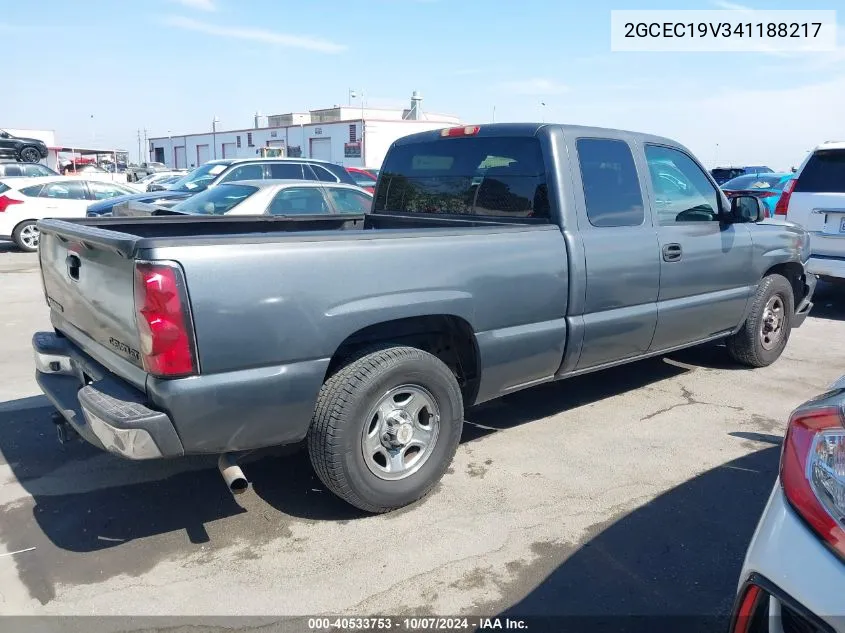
[{"left": 307, "top": 617, "right": 529, "bottom": 631}]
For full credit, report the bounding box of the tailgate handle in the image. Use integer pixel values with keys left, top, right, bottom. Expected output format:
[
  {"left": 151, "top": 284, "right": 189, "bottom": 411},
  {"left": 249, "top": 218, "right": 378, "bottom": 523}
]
[{"left": 66, "top": 254, "right": 81, "bottom": 281}]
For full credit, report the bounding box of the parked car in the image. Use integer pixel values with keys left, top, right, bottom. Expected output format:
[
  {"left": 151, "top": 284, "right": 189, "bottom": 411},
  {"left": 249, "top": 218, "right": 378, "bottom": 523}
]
[
  {"left": 0, "top": 129, "right": 49, "bottom": 163},
  {"left": 712, "top": 165, "right": 774, "bottom": 185},
  {"left": 0, "top": 177, "right": 137, "bottom": 251},
  {"left": 164, "top": 180, "right": 373, "bottom": 216},
  {"left": 169, "top": 157, "right": 360, "bottom": 194},
  {"left": 345, "top": 167, "right": 377, "bottom": 192},
  {"left": 85, "top": 158, "right": 361, "bottom": 217},
  {"left": 85, "top": 190, "right": 193, "bottom": 217},
  {"left": 125, "top": 162, "right": 169, "bottom": 182},
  {"left": 729, "top": 374, "right": 845, "bottom": 633},
  {"left": 721, "top": 173, "right": 795, "bottom": 218},
  {"left": 147, "top": 174, "right": 186, "bottom": 192},
  {"left": 32, "top": 123, "right": 815, "bottom": 513},
  {"left": 774, "top": 142, "right": 845, "bottom": 283},
  {"left": 0, "top": 162, "right": 58, "bottom": 178}
]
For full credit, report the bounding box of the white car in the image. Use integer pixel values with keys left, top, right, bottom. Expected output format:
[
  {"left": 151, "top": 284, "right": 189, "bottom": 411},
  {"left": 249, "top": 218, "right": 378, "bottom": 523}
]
[
  {"left": 162, "top": 180, "right": 373, "bottom": 216},
  {"left": 0, "top": 177, "right": 138, "bottom": 252},
  {"left": 730, "top": 375, "right": 845, "bottom": 633},
  {"left": 775, "top": 142, "right": 845, "bottom": 281}
]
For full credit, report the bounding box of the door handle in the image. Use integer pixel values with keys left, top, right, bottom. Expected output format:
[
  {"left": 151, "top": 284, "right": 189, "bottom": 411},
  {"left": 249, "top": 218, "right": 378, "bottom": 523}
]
[{"left": 662, "top": 243, "right": 682, "bottom": 262}]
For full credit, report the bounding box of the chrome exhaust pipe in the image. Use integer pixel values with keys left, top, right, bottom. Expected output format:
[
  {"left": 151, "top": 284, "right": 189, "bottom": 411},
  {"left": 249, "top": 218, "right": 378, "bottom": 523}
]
[{"left": 218, "top": 453, "right": 249, "bottom": 495}]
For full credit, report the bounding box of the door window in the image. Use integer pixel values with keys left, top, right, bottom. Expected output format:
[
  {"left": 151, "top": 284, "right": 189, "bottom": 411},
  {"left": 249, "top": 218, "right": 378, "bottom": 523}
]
[
  {"left": 326, "top": 188, "right": 372, "bottom": 213},
  {"left": 267, "top": 187, "right": 330, "bottom": 215},
  {"left": 87, "top": 181, "right": 135, "bottom": 200},
  {"left": 304, "top": 164, "right": 340, "bottom": 182},
  {"left": 39, "top": 181, "right": 88, "bottom": 200},
  {"left": 218, "top": 163, "right": 265, "bottom": 183},
  {"left": 576, "top": 138, "right": 644, "bottom": 227},
  {"left": 267, "top": 162, "right": 305, "bottom": 179},
  {"left": 645, "top": 145, "right": 720, "bottom": 224}
]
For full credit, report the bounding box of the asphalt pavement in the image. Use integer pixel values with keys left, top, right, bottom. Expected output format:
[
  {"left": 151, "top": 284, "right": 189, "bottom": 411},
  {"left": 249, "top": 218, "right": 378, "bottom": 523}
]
[{"left": 1, "top": 240, "right": 843, "bottom": 629}]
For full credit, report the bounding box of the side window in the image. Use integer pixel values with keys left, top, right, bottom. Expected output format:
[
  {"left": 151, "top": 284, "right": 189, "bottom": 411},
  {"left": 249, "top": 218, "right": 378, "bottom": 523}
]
[
  {"left": 267, "top": 163, "right": 305, "bottom": 179},
  {"left": 576, "top": 138, "right": 644, "bottom": 227},
  {"left": 645, "top": 145, "right": 720, "bottom": 224},
  {"left": 19, "top": 184, "right": 44, "bottom": 197},
  {"left": 267, "top": 187, "right": 330, "bottom": 215},
  {"left": 22, "top": 164, "right": 50, "bottom": 177},
  {"left": 306, "top": 164, "right": 340, "bottom": 182},
  {"left": 87, "top": 181, "right": 129, "bottom": 200},
  {"left": 326, "top": 188, "right": 372, "bottom": 213},
  {"left": 3, "top": 165, "right": 23, "bottom": 177},
  {"left": 40, "top": 181, "right": 87, "bottom": 200},
  {"left": 218, "top": 163, "right": 264, "bottom": 183}
]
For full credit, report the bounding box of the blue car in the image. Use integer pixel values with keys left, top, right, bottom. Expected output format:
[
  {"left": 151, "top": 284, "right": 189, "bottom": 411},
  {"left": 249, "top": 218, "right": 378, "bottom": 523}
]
[
  {"left": 720, "top": 172, "right": 794, "bottom": 218},
  {"left": 711, "top": 165, "right": 774, "bottom": 185}
]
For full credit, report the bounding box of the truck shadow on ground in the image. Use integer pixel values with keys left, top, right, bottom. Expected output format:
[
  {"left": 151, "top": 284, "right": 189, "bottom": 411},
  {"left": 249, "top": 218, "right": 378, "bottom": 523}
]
[
  {"left": 0, "top": 348, "right": 768, "bottom": 604},
  {"left": 490, "top": 442, "right": 782, "bottom": 633}
]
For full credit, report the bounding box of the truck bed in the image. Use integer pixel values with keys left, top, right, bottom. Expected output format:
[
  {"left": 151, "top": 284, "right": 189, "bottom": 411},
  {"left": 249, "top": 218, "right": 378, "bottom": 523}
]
[{"left": 38, "top": 213, "right": 543, "bottom": 258}]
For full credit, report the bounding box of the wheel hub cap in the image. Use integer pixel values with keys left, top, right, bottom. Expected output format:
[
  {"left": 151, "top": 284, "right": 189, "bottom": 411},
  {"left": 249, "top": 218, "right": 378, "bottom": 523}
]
[
  {"left": 760, "top": 295, "right": 785, "bottom": 350},
  {"left": 361, "top": 385, "right": 441, "bottom": 481}
]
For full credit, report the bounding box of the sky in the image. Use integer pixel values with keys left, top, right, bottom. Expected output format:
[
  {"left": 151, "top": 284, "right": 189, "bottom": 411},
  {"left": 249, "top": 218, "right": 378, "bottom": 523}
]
[{"left": 1, "top": 0, "right": 842, "bottom": 170}]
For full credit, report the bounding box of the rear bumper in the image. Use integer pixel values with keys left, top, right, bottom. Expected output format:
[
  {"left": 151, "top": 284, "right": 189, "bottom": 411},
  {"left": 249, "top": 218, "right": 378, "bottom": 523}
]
[
  {"left": 792, "top": 269, "right": 816, "bottom": 328},
  {"left": 33, "top": 332, "right": 184, "bottom": 459},
  {"left": 807, "top": 254, "right": 845, "bottom": 280}
]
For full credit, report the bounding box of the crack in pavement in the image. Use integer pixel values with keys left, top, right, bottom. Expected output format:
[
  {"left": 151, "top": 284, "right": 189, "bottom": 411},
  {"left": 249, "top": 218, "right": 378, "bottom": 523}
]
[{"left": 640, "top": 386, "right": 743, "bottom": 422}]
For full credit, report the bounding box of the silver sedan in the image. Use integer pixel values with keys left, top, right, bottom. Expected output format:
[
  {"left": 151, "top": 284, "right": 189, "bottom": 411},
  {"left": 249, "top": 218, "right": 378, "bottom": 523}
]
[{"left": 168, "top": 179, "right": 373, "bottom": 216}]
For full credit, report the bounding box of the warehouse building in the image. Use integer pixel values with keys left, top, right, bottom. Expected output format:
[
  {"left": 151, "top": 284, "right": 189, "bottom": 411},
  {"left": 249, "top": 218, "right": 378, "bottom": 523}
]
[{"left": 148, "top": 92, "right": 460, "bottom": 170}]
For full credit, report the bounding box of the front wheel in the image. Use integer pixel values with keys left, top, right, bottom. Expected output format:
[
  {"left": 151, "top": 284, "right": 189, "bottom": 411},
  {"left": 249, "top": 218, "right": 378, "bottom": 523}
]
[
  {"left": 726, "top": 274, "right": 794, "bottom": 367},
  {"left": 308, "top": 346, "right": 464, "bottom": 513},
  {"left": 12, "top": 221, "right": 39, "bottom": 252},
  {"left": 19, "top": 146, "right": 41, "bottom": 163}
]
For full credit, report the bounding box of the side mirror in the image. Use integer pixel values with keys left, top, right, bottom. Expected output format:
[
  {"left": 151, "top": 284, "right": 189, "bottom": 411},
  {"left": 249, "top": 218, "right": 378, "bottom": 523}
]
[{"left": 729, "top": 195, "right": 766, "bottom": 223}]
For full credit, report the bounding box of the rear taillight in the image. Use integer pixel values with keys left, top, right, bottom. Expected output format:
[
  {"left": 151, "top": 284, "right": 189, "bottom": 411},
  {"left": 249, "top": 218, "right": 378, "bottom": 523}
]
[
  {"left": 781, "top": 406, "right": 845, "bottom": 559},
  {"left": 0, "top": 194, "right": 23, "bottom": 212},
  {"left": 774, "top": 178, "right": 796, "bottom": 216},
  {"left": 440, "top": 125, "right": 480, "bottom": 137},
  {"left": 756, "top": 191, "right": 778, "bottom": 198},
  {"left": 133, "top": 261, "right": 198, "bottom": 378}
]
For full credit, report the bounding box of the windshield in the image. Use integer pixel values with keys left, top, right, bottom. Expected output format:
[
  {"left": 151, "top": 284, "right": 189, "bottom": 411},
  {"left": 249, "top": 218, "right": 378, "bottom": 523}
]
[
  {"left": 171, "top": 162, "right": 230, "bottom": 192},
  {"left": 171, "top": 183, "right": 257, "bottom": 215},
  {"left": 722, "top": 174, "right": 788, "bottom": 190},
  {"left": 374, "top": 136, "right": 549, "bottom": 218}
]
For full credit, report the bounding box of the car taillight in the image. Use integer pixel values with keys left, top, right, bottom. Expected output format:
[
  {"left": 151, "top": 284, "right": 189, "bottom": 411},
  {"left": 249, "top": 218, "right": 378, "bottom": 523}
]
[
  {"left": 730, "top": 585, "right": 764, "bottom": 633},
  {"left": 781, "top": 405, "right": 845, "bottom": 559},
  {"left": 0, "top": 194, "right": 23, "bottom": 212},
  {"left": 440, "top": 125, "right": 480, "bottom": 137},
  {"left": 756, "top": 191, "right": 778, "bottom": 198},
  {"left": 774, "top": 178, "right": 796, "bottom": 216},
  {"left": 133, "top": 261, "right": 198, "bottom": 378}
]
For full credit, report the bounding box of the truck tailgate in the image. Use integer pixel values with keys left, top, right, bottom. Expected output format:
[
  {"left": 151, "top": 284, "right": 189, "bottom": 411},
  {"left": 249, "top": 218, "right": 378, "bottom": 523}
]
[{"left": 38, "top": 222, "right": 145, "bottom": 381}]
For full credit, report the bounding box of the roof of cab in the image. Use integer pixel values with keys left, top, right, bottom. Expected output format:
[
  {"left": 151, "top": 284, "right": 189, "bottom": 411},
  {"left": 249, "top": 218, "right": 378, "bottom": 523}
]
[{"left": 392, "top": 122, "right": 685, "bottom": 151}]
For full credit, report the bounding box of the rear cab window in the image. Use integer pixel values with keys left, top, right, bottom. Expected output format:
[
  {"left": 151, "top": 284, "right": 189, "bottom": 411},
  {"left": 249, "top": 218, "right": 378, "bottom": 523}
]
[
  {"left": 795, "top": 149, "right": 845, "bottom": 193},
  {"left": 374, "top": 134, "right": 549, "bottom": 219},
  {"left": 575, "top": 138, "right": 644, "bottom": 227}
]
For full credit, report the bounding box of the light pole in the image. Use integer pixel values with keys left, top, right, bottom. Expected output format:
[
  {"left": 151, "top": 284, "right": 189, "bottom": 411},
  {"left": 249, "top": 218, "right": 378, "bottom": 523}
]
[
  {"left": 350, "top": 89, "right": 365, "bottom": 166},
  {"left": 168, "top": 130, "right": 173, "bottom": 168},
  {"left": 212, "top": 116, "right": 220, "bottom": 159}
]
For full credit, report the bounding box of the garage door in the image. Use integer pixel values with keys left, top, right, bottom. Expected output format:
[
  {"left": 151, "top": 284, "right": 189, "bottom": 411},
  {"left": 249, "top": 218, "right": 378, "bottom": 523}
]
[
  {"left": 222, "top": 142, "right": 236, "bottom": 158},
  {"left": 174, "top": 146, "right": 186, "bottom": 169},
  {"left": 196, "top": 144, "right": 210, "bottom": 166},
  {"left": 310, "top": 137, "right": 332, "bottom": 162}
]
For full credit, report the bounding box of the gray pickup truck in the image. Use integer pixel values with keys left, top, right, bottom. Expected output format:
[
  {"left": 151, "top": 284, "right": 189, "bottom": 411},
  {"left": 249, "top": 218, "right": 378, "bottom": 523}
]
[{"left": 32, "top": 123, "right": 815, "bottom": 513}]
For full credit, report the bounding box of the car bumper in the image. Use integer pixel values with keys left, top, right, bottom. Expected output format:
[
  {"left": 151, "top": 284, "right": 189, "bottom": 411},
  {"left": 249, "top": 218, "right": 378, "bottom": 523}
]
[
  {"left": 33, "top": 331, "right": 184, "bottom": 459},
  {"left": 807, "top": 255, "right": 845, "bottom": 280},
  {"left": 793, "top": 269, "right": 816, "bottom": 328},
  {"left": 730, "top": 483, "right": 845, "bottom": 633}
]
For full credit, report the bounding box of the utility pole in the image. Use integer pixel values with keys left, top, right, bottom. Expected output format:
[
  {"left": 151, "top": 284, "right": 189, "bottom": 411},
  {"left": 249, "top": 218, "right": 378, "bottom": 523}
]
[
  {"left": 137, "top": 129, "right": 142, "bottom": 164},
  {"left": 212, "top": 116, "right": 220, "bottom": 159},
  {"left": 142, "top": 128, "right": 149, "bottom": 163}
]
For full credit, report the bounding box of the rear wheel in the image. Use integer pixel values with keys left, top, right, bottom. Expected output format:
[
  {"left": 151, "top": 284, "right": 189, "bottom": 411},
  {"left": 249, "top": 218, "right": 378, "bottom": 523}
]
[
  {"left": 12, "top": 221, "right": 39, "bottom": 252},
  {"left": 19, "top": 146, "right": 41, "bottom": 163},
  {"left": 726, "top": 274, "right": 794, "bottom": 367},
  {"left": 308, "top": 345, "right": 464, "bottom": 513}
]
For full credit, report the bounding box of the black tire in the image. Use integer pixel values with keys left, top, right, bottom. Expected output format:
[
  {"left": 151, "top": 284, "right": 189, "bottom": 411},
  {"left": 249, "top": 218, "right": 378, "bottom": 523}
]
[
  {"left": 12, "top": 220, "right": 39, "bottom": 252},
  {"left": 19, "top": 146, "right": 41, "bottom": 163},
  {"left": 308, "top": 345, "right": 463, "bottom": 513},
  {"left": 726, "top": 274, "right": 794, "bottom": 368}
]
